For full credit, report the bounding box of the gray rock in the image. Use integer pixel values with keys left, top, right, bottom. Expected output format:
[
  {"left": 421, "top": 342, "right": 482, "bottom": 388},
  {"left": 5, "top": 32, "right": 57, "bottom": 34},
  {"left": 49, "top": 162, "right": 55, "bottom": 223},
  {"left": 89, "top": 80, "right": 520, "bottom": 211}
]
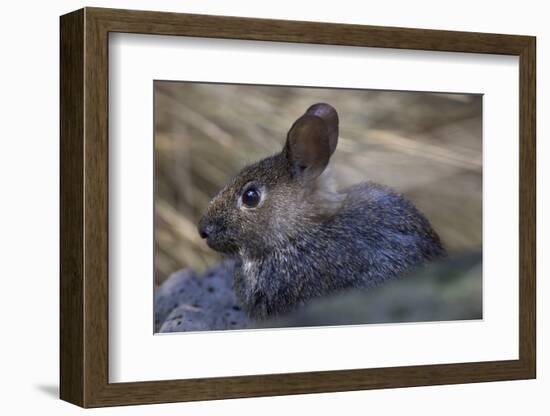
[{"left": 155, "top": 259, "right": 248, "bottom": 332}]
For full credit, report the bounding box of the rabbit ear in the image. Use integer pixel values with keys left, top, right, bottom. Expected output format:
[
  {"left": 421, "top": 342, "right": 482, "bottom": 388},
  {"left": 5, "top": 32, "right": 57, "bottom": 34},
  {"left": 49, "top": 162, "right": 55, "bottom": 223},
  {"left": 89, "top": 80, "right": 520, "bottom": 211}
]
[
  {"left": 304, "top": 103, "right": 339, "bottom": 156},
  {"left": 284, "top": 103, "right": 339, "bottom": 181},
  {"left": 284, "top": 114, "right": 332, "bottom": 181}
]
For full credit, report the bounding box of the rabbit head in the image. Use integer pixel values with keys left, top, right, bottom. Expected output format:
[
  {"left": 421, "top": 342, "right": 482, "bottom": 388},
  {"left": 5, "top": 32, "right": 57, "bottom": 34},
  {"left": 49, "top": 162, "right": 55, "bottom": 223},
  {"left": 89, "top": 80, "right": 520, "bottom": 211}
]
[{"left": 198, "top": 103, "right": 342, "bottom": 258}]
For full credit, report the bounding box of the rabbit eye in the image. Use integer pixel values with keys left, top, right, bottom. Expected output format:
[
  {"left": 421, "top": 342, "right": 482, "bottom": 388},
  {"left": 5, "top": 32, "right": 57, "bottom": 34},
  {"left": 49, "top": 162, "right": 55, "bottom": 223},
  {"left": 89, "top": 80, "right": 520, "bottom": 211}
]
[{"left": 241, "top": 187, "right": 261, "bottom": 208}]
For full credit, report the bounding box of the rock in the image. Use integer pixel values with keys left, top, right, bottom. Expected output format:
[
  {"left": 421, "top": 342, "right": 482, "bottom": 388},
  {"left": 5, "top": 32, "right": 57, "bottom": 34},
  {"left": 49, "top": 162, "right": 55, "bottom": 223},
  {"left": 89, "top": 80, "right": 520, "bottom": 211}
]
[{"left": 155, "top": 258, "right": 248, "bottom": 332}]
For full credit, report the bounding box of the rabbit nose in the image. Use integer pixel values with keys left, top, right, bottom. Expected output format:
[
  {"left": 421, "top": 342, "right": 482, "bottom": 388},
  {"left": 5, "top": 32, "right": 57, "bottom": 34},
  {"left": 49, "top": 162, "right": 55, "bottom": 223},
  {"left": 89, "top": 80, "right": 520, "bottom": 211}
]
[{"left": 198, "top": 220, "right": 215, "bottom": 239}]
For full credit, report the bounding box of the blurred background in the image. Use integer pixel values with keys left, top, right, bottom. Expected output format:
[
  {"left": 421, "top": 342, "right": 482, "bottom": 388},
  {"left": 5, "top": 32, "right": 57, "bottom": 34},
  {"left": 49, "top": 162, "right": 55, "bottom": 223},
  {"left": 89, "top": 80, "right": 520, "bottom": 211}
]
[{"left": 154, "top": 81, "right": 482, "bottom": 287}]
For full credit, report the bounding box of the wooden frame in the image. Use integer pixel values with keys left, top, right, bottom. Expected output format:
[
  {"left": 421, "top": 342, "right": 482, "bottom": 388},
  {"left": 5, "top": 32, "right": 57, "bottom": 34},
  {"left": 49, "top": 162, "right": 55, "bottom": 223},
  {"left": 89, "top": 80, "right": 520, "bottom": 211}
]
[{"left": 60, "top": 7, "right": 536, "bottom": 408}]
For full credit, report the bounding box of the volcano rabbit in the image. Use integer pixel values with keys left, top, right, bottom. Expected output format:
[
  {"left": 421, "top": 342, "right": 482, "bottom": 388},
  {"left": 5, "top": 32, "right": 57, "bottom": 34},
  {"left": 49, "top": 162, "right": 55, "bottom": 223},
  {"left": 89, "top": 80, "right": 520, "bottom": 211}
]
[{"left": 198, "top": 103, "right": 446, "bottom": 320}]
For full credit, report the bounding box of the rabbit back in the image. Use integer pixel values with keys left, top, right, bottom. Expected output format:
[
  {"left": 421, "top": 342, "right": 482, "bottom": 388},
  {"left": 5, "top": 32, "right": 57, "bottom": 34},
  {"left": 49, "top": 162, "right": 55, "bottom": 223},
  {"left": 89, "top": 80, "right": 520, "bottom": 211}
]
[{"left": 335, "top": 182, "right": 445, "bottom": 280}]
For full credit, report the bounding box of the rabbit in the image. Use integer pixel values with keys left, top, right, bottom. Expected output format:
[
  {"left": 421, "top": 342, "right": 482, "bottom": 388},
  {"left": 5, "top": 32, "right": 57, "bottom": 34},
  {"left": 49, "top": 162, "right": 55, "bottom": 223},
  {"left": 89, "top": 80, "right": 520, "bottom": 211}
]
[{"left": 198, "top": 103, "right": 446, "bottom": 321}]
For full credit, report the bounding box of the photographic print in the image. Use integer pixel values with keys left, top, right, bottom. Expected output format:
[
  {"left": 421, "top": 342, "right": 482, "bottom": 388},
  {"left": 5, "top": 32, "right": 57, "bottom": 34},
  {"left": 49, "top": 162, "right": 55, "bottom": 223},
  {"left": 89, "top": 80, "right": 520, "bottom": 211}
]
[{"left": 153, "top": 81, "right": 482, "bottom": 333}]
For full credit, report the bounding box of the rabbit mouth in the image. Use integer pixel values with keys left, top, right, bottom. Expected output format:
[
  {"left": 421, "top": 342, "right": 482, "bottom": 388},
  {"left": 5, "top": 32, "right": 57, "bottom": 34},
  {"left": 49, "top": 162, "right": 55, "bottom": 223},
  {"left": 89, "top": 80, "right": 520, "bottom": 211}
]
[
  {"left": 205, "top": 235, "right": 226, "bottom": 252},
  {"left": 207, "top": 239, "right": 237, "bottom": 254},
  {"left": 203, "top": 232, "right": 238, "bottom": 254}
]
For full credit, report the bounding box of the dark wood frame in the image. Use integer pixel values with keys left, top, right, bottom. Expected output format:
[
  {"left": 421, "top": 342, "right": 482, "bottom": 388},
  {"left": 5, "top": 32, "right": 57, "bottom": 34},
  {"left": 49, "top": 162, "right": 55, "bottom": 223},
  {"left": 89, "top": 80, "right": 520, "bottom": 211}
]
[{"left": 60, "top": 7, "right": 536, "bottom": 408}]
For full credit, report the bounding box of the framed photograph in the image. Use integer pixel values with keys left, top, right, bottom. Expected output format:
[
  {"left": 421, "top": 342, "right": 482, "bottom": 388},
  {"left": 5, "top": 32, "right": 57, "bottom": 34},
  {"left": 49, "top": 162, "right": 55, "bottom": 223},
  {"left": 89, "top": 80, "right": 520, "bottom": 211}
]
[{"left": 60, "top": 7, "right": 536, "bottom": 408}]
